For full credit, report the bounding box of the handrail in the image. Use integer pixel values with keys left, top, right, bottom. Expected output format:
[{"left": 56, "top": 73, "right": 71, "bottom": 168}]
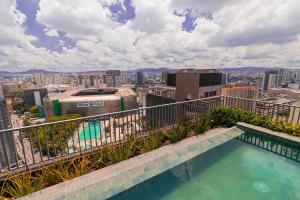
[
  {"left": 0, "top": 95, "right": 299, "bottom": 176},
  {"left": 0, "top": 96, "right": 222, "bottom": 133}
]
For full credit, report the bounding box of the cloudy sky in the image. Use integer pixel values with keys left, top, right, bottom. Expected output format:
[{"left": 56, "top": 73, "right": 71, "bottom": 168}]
[{"left": 0, "top": 0, "right": 300, "bottom": 72}]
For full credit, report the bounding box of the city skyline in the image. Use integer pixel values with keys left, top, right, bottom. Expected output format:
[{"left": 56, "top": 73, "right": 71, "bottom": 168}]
[{"left": 1, "top": 0, "right": 300, "bottom": 72}]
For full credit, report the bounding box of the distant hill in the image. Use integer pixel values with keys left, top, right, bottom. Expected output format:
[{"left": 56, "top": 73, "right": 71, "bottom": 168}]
[
  {"left": 219, "top": 67, "right": 283, "bottom": 73},
  {"left": 17, "top": 69, "right": 58, "bottom": 74},
  {"left": 0, "top": 71, "right": 12, "bottom": 75},
  {"left": 128, "top": 67, "right": 178, "bottom": 73},
  {"left": 1, "top": 67, "right": 291, "bottom": 74}
]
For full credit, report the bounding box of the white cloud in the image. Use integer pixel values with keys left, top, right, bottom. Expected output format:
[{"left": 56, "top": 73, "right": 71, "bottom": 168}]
[
  {"left": 36, "top": 0, "right": 118, "bottom": 41},
  {"left": 44, "top": 28, "right": 59, "bottom": 37},
  {"left": 0, "top": 0, "right": 299, "bottom": 72},
  {"left": 209, "top": 0, "right": 300, "bottom": 46},
  {"left": 0, "top": 0, "right": 36, "bottom": 46}
]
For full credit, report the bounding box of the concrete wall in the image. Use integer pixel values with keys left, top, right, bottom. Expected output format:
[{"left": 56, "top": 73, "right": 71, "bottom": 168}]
[
  {"left": 198, "top": 85, "right": 222, "bottom": 98},
  {"left": 43, "top": 98, "right": 55, "bottom": 118},
  {"left": 24, "top": 88, "right": 48, "bottom": 107},
  {"left": 175, "top": 73, "right": 199, "bottom": 101},
  {"left": 58, "top": 96, "right": 137, "bottom": 117}
]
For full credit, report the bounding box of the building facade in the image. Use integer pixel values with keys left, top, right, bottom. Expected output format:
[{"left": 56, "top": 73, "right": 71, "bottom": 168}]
[
  {"left": 145, "top": 68, "right": 223, "bottom": 106},
  {"left": 43, "top": 87, "right": 137, "bottom": 118},
  {"left": 78, "top": 74, "right": 105, "bottom": 87},
  {"left": 136, "top": 71, "right": 145, "bottom": 86},
  {"left": 222, "top": 83, "right": 259, "bottom": 99},
  {"left": 0, "top": 98, "right": 17, "bottom": 169},
  {"left": 175, "top": 69, "right": 223, "bottom": 101},
  {"left": 105, "top": 70, "right": 122, "bottom": 87},
  {"left": 24, "top": 87, "right": 48, "bottom": 107},
  {"left": 262, "top": 70, "right": 284, "bottom": 92},
  {"left": 34, "top": 73, "right": 46, "bottom": 86}
]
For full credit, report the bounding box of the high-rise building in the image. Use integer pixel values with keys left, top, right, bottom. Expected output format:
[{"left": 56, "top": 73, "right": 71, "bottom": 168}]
[
  {"left": 52, "top": 74, "right": 64, "bottom": 85},
  {"left": 262, "top": 70, "right": 284, "bottom": 92},
  {"left": 161, "top": 71, "right": 169, "bottom": 84},
  {"left": 34, "top": 73, "right": 46, "bottom": 86},
  {"left": 222, "top": 73, "right": 230, "bottom": 84},
  {"left": 90, "top": 75, "right": 105, "bottom": 87},
  {"left": 0, "top": 98, "right": 17, "bottom": 168},
  {"left": 0, "top": 86, "right": 4, "bottom": 99},
  {"left": 105, "top": 70, "right": 122, "bottom": 87},
  {"left": 78, "top": 74, "right": 89, "bottom": 86},
  {"left": 282, "top": 69, "right": 300, "bottom": 83},
  {"left": 121, "top": 73, "right": 129, "bottom": 85},
  {"left": 146, "top": 68, "right": 223, "bottom": 105},
  {"left": 78, "top": 74, "right": 105, "bottom": 87},
  {"left": 136, "top": 71, "right": 145, "bottom": 86},
  {"left": 175, "top": 69, "right": 223, "bottom": 101}
]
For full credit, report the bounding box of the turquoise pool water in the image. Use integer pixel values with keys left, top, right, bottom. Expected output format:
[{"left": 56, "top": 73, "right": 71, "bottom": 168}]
[
  {"left": 79, "top": 122, "right": 101, "bottom": 141},
  {"left": 109, "top": 138, "right": 300, "bottom": 200}
]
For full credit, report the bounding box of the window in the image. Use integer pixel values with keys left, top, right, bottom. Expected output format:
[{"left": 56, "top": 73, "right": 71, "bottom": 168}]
[
  {"left": 199, "top": 73, "right": 222, "bottom": 87},
  {"left": 204, "top": 91, "right": 217, "bottom": 98},
  {"left": 167, "top": 73, "right": 176, "bottom": 86},
  {"left": 77, "top": 103, "right": 90, "bottom": 107},
  {"left": 209, "top": 91, "right": 217, "bottom": 96},
  {"left": 91, "top": 102, "right": 104, "bottom": 107}
]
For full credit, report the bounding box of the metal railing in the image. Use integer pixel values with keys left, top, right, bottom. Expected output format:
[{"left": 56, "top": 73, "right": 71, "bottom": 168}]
[
  {"left": 0, "top": 95, "right": 299, "bottom": 177},
  {"left": 223, "top": 96, "right": 300, "bottom": 124},
  {"left": 0, "top": 96, "right": 222, "bottom": 177}
]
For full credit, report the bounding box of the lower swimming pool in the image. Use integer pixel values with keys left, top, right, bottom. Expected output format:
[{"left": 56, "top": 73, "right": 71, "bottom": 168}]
[
  {"left": 79, "top": 122, "right": 101, "bottom": 141},
  {"left": 108, "top": 134, "right": 300, "bottom": 200}
]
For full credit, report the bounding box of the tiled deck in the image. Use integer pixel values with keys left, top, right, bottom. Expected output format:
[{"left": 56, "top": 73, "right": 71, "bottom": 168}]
[{"left": 19, "top": 127, "right": 244, "bottom": 200}]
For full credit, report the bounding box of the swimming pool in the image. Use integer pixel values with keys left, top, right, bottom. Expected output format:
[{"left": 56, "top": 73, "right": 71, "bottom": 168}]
[
  {"left": 79, "top": 122, "right": 101, "bottom": 141},
  {"left": 109, "top": 135, "right": 300, "bottom": 200}
]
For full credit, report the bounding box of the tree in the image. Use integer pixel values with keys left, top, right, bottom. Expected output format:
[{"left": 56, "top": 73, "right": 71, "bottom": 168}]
[
  {"left": 12, "top": 100, "right": 26, "bottom": 114},
  {"left": 29, "top": 105, "right": 38, "bottom": 117},
  {"left": 25, "top": 114, "right": 81, "bottom": 157}
]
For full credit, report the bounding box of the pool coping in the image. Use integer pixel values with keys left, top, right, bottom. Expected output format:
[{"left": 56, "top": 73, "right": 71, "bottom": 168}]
[
  {"left": 19, "top": 127, "right": 244, "bottom": 200},
  {"left": 236, "top": 122, "right": 300, "bottom": 148}
]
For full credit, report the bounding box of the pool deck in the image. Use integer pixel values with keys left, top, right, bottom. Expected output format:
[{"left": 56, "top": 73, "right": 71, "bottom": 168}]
[{"left": 19, "top": 127, "right": 244, "bottom": 200}]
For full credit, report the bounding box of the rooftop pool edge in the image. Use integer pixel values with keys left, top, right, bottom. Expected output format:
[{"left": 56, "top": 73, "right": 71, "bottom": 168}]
[
  {"left": 236, "top": 122, "right": 300, "bottom": 148},
  {"left": 19, "top": 127, "right": 243, "bottom": 200}
]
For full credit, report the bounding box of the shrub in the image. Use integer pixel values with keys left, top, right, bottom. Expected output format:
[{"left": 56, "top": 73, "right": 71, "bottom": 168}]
[
  {"left": 138, "top": 130, "right": 164, "bottom": 153},
  {"left": 177, "top": 116, "right": 193, "bottom": 132},
  {"left": 0, "top": 173, "right": 44, "bottom": 198},
  {"left": 193, "top": 115, "right": 211, "bottom": 135},
  {"left": 210, "top": 106, "right": 237, "bottom": 127},
  {"left": 164, "top": 124, "right": 188, "bottom": 144},
  {"left": 24, "top": 114, "right": 81, "bottom": 157},
  {"left": 51, "top": 157, "right": 91, "bottom": 182},
  {"left": 87, "top": 148, "right": 109, "bottom": 170},
  {"left": 211, "top": 106, "right": 300, "bottom": 137},
  {"left": 107, "top": 135, "right": 138, "bottom": 163}
]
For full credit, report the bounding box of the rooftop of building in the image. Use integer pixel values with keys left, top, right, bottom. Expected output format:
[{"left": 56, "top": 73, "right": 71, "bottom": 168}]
[
  {"left": 223, "top": 83, "right": 258, "bottom": 91},
  {"left": 152, "top": 85, "right": 176, "bottom": 90},
  {"left": 46, "top": 86, "right": 136, "bottom": 102},
  {"left": 268, "top": 87, "right": 300, "bottom": 94},
  {"left": 257, "top": 97, "right": 296, "bottom": 105},
  {"left": 23, "top": 87, "right": 47, "bottom": 91}
]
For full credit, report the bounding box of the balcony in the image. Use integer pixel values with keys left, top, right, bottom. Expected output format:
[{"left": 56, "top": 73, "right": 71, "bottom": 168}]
[{"left": 0, "top": 96, "right": 300, "bottom": 199}]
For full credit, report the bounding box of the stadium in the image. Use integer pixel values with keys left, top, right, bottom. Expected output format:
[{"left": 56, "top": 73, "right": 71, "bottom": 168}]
[{"left": 43, "top": 86, "right": 137, "bottom": 118}]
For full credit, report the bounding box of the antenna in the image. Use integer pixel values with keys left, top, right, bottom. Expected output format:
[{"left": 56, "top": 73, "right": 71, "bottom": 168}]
[{"left": 193, "top": 57, "right": 196, "bottom": 68}]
